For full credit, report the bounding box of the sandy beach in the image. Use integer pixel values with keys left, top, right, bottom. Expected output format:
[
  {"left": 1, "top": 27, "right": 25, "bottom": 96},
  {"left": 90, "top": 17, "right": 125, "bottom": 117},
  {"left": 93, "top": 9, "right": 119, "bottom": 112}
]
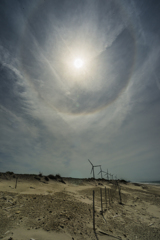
[{"left": 0, "top": 172, "right": 160, "bottom": 240}]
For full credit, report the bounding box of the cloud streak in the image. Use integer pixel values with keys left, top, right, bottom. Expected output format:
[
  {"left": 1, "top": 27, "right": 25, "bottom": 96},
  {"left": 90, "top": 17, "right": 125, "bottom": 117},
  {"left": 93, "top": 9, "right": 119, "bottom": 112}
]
[{"left": 0, "top": 0, "right": 160, "bottom": 181}]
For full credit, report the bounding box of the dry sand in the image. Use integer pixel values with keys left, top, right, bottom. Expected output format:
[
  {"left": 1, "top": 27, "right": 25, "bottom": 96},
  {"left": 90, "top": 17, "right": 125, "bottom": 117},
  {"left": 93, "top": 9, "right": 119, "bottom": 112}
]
[{"left": 0, "top": 172, "right": 160, "bottom": 240}]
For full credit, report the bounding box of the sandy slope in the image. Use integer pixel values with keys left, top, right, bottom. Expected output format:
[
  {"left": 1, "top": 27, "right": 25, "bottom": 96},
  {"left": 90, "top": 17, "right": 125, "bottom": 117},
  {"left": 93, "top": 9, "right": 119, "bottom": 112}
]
[{"left": 0, "top": 173, "right": 160, "bottom": 240}]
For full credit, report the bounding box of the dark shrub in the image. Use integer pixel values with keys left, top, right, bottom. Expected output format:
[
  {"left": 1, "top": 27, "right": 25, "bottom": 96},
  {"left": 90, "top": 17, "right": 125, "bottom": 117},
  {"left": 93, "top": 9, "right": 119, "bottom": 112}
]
[
  {"left": 48, "top": 174, "right": 56, "bottom": 180},
  {"left": 58, "top": 178, "right": 66, "bottom": 184},
  {"left": 98, "top": 182, "right": 103, "bottom": 185},
  {"left": 55, "top": 173, "right": 61, "bottom": 178},
  {"left": 120, "top": 179, "right": 128, "bottom": 184},
  {"left": 34, "top": 176, "right": 40, "bottom": 181},
  {"left": 39, "top": 172, "right": 43, "bottom": 177},
  {"left": 45, "top": 176, "right": 49, "bottom": 181},
  {"left": 6, "top": 171, "right": 14, "bottom": 175}
]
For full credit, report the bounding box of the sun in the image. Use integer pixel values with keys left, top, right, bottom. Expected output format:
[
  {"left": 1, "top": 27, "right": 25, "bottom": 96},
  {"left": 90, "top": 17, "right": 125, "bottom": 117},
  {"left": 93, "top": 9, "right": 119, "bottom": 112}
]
[{"left": 74, "top": 58, "right": 84, "bottom": 69}]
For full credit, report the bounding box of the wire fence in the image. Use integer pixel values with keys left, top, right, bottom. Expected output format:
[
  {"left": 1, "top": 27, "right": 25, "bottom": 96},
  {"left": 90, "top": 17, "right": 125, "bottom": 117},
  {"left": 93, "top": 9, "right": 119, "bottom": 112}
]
[{"left": 92, "top": 181, "right": 122, "bottom": 232}]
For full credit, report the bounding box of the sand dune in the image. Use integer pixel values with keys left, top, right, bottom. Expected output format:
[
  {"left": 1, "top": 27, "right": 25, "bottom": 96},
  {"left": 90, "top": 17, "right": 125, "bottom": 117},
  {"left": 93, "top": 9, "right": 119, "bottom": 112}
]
[{"left": 0, "top": 172, "right": 160, "bottom": 240}]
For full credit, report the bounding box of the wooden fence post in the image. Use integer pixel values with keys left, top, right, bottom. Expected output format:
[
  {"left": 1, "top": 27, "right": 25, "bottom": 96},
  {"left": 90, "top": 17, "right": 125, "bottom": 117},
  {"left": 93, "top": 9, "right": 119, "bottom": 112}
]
[
  {"left": 93, "top": 190, "right": 95, "bottom": 232},
  {"left": 108, "top": 189, "right": 111, "bottom": 206},
  {"left": 110, "top": 188, "right": 112, "bottom": 203},
  {"left": 100, "top": 188, "right": 103, "bottom": 214},
  {"left": 118, "top": 184, "right": 122, "bottom": 204},
  {"left": 15, "top": 177, "right": 18, "bottom": 189},
  {"left": 105, "top": 187, "right": 107, "bottom": 208}
]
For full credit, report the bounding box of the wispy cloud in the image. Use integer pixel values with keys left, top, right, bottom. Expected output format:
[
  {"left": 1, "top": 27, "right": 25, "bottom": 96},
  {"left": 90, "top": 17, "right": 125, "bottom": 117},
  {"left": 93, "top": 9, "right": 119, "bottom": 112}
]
[{"left": 0, "top": 0, "right": 160, "bottom": 181}]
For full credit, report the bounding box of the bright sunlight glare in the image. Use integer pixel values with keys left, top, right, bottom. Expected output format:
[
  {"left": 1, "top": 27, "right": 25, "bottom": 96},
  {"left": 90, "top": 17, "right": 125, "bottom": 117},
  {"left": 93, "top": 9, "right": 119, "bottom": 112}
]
[{"left": 74, "top": 58, "right": 84, "bottom": 69}]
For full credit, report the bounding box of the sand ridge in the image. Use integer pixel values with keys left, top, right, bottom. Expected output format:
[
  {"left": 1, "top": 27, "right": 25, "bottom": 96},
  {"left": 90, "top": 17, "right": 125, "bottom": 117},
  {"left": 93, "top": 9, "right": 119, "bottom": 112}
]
[{"left": 0, "top": 172, "right": 160, "bottom": 240}]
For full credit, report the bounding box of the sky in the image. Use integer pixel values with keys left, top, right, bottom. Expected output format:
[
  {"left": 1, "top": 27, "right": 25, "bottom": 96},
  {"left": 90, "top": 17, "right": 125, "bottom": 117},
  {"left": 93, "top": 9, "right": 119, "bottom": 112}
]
[{"left": 0, "top": 0, "right": 160, "bottom": 182}]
